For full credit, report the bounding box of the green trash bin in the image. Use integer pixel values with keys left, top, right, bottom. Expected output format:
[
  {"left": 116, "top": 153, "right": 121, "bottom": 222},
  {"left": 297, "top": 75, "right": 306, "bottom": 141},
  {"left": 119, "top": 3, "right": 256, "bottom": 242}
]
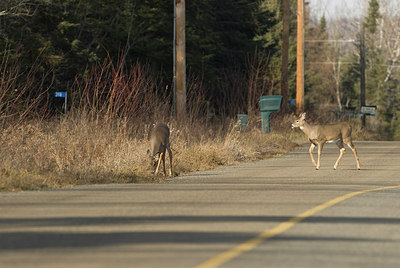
[
  {"left": 259, "top": 95, "right": 282, "bottom": 133},
  {"left": 237, "top": 114, "right": 248, "bottom": 131}
]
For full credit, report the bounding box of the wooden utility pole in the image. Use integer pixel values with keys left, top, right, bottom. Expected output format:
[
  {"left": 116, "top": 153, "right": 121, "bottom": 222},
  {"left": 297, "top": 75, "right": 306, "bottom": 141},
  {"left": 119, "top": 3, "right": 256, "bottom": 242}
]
[
  {"left": 281, "top": 0, "right": 290, "bottom": 113},
  {"left": 296, "top": 0, "right": 304, "bottom": 115},
  {"left": 360, "top": 26, "right": 366, "bottom": 127},
  {"left": 175, "top": 0, "right": 186, "bottom": 122}
]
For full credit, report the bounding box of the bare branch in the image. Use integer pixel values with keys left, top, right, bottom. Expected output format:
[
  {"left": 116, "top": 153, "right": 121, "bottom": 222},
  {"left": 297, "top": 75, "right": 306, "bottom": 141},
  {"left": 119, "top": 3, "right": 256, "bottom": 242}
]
[{"left": 0, "top": 0, "right": 37, "bottom": 17}]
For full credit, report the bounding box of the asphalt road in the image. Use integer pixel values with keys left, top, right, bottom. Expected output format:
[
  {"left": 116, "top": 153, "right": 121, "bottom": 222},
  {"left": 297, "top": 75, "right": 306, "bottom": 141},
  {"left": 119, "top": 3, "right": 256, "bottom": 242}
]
[{"left": 1, "top": 141, "right": 400, "bottom": 268}]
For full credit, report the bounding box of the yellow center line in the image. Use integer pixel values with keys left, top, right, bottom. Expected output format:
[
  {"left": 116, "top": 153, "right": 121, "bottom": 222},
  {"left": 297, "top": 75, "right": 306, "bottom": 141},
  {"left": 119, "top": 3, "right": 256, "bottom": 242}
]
[{"left": 195, "top": 184, "right": 400, "bottom": 268}]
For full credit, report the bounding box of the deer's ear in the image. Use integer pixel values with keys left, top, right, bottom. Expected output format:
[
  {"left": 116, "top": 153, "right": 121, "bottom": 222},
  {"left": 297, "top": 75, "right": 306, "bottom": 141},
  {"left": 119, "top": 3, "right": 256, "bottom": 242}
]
[{"left": 300, "top": 112, "right": 306, "bottom": 120}]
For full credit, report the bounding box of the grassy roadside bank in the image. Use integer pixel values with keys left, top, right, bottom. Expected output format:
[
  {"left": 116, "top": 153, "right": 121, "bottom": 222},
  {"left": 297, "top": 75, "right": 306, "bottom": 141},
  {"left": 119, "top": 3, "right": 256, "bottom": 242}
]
[
  {"left": 0, "top": 114, "right": 304, "bottom": 192},
  {"left": 0, "top": 50, "right": 375, "bottom": 192}
]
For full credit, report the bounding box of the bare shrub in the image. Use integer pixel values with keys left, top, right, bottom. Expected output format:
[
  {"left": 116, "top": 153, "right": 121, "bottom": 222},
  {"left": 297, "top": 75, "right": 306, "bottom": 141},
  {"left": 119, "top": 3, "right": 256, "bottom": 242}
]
[
  {"left": 71, "top": 53, "right": 171, "bottom": 128},
  {"left": 0, "top": 46, "right": 51, "bottom": 125}
]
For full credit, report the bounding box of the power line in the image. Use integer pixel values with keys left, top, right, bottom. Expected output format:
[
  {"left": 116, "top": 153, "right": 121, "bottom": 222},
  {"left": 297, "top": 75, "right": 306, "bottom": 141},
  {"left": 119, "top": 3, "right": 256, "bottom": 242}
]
[
  {"left": 305, "top": 39, "right": 400, "bottom": 43},
  {"left": 307, "top": 62, "right": 400, "bottom": 68},
  {"left": 305, "top": 39, "right": 356, "bottom": 43},
  {"left": 307, "top": 62, "right": 356, "bottom": 65}
]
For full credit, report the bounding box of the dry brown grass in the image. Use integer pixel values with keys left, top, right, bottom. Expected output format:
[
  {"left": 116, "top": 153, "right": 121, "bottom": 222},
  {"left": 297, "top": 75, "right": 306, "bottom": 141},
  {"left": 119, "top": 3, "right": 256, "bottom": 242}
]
[
  {"left": 1, "top": 110, "right": 376, "bottom": 192},
  {"left": 0, "top": 113, "right": 300, "bottom": 191}
]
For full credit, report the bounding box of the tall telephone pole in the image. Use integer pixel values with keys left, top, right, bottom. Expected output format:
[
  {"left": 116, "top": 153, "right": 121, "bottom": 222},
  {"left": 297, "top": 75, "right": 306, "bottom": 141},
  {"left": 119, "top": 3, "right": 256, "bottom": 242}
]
[
  {"left": 360, "top": 26, "right": 366, "bottom": 127},
  {"left": 296, "top": 0, "right": 304, "bottom": 115},
  {"left": 175, "top": 0, "right": 186, "bottom": 122}
]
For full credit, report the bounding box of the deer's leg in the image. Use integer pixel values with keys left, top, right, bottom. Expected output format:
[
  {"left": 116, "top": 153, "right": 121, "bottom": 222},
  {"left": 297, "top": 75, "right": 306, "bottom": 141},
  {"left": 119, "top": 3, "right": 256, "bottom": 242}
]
[
  {"left": 334, "top": 140, "right": 346, "bottom": 170},
  {"left": 154, "top": 152, "right": 164, "bottom": 175},
  {"left": 345, "top": 140, "right": 361, "bottom": 170},
  {"left": 167, "top": 145, "right": 173, "bottom": 177},
  {"left": 162, "top": 149, "right": 167, "bottom": 176},
  {"left": 309, "top": 143, "right": 317, "bottom": 168},
  {"left": 316, "top": 142, "right": 324, "bottom": 170}
]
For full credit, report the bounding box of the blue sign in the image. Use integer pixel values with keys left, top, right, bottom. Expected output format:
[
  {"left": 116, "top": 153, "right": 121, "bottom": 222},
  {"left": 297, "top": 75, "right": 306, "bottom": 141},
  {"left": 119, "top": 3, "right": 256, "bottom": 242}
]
[{"left": 54, "top": 91, "right": 67, "bottom": 98}]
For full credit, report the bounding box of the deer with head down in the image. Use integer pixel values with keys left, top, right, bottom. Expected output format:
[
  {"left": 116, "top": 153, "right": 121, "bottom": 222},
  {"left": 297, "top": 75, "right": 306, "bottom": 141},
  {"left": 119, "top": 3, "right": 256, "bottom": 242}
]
[
  {"left": 291, "top": 112, "right": 361, "bottom": 170},
  {"left": 147, "top": 123, "right": 173, "bottom": 176}
]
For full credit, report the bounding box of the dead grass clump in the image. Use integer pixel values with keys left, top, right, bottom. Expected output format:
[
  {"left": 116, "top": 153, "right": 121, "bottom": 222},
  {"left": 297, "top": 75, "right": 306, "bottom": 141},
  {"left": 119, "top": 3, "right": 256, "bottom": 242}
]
[
  {"left": 170, "top": 119, "right": 298, "bottom": 174},
  {"left": 0, "top": 114, "right": 300, "bottom": 191},
  {"left": 0, "top": 114, "right": 149, "bottom": 191}
]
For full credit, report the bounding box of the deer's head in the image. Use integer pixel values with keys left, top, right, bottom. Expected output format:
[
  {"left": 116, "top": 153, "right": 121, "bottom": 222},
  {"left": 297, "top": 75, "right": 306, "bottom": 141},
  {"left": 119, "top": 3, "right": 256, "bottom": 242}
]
[{"left": 291, "top": 112, "right": 306, "bottom": 129}]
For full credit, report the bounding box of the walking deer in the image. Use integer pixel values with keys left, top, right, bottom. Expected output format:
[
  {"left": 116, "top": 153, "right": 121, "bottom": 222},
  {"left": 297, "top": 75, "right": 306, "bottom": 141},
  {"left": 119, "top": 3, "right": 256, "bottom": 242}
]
[
  {"left": 148, "top": 123, "right": 173, "bottom": 176},
  {"left": 291, "top": 113, "right": 360, "bottom": 170}
]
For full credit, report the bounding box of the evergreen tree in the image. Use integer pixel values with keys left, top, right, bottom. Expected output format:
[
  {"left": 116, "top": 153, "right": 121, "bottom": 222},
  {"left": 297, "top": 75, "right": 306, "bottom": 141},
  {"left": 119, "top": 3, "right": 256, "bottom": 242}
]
[
  {"left": 319, "top": 15, "right": 327, "bottom": 37},
  {"left": 304, "top": 12, "right": 339, "bottom": 111},
  {"left": 0, "top": 0, "right": 291, "bottom": 118},
  {"left": 364, "top": 0, "right": 381, "bottom": 34},
  {"left": 186, "top": 0, "right": 220, "bottom": 85},
  {"left": 363, "top": 0, "right": 391, "bottom": 135}
]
